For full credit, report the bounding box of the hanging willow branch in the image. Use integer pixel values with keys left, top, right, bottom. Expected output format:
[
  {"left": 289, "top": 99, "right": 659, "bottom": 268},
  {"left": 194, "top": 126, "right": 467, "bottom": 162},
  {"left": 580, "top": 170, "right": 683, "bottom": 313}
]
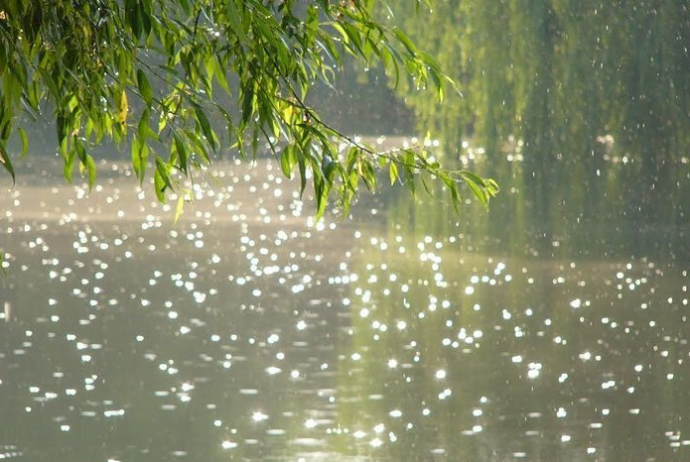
[{"left": 0, "top": 0, "right": 498, "bottom": 220}]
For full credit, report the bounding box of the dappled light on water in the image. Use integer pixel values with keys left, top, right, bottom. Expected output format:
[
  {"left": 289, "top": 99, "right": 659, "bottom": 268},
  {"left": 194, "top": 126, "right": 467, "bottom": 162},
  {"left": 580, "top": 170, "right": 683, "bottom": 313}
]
[{"left": 2, "top": 152, "right": 690, "bottom": 461}]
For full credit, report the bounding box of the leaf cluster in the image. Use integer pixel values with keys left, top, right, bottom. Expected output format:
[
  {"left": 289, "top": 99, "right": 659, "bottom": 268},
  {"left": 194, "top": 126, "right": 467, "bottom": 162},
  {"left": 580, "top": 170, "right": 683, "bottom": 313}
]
[{"left": 0, "top": 0, "right": 498, "bottom": 220}]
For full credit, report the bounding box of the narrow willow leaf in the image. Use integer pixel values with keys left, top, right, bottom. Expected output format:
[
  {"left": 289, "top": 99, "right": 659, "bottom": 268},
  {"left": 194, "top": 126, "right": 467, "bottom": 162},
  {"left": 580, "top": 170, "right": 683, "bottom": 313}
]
[
  {"left": 153, "top": 168, "right": 167, "bottom": 203},
  {"left": 486, "top": 178, "right": 500, "bottom": 196},
  {"left": 75, "top": 138, "right": 87, "bottom": 164},
  {"left": 131, "top": 137, "right": 141, "bottom": 180},
  {"left": 360, "top": 160, "right": 376, "bottom": 191},
  {"left": 463, "top": 176, "right": 488, "bottom": 206},
  {"left": 136, "top": 143, "right": 149, "bottom": 184},
  {"left": 137, "top": 69, "right": 153, "bottom": 105},
  {"left": 63, "top": 149, "right": 76, "bottom": 184},
  {"left": 226, "top": 0, "right": 249, "bottom": 46},
  {"left": 178, "top": 0, "right": 191, "bottom": 15},
  {"left": 0, "top": 143, "right": 15, "bottom": 184},
  {"left": 18, "top": 127, "right": 28, "bottom": 158},
  {"left": 193, "top": 104, "right": 216, "bottom": 151},
  {"left": 214, "top": 57, "right": 231, "bottom": 94},
  {"left": 298, "top": 154, "right": 307, "bottom": 197},
  {"left": 460, "top": 170, "right": 488, "bottom": 187},
  {"left": 389, "top": 161, "right": 399, "bottom": 185},
  {"left": 138, "top": 108, "right": 150, "bottom": 142},
  {"left": 421, "top": 174, "right": 433, "bottom": 196},
  {"left": 173, "top": 134, "right": 188, "bottom": 174},
  {"left": 322, "top": 159, "right": 337, "bottom": 182},
  {"left": 393, "top": 28, "right": 418, "bottom": 56},
  {"left": 240, "top": 86, "right": 254, "bottom": 128},
  {"left": 86, "top": 154, "right": 97, "bottom": 190},
  {"left": 280, "top": 144, "right": 295, "bottom": 178},
  {"left": 155, "top": 157, "right": 173, "bottom": 189},
  {"left": 0, "top": 0, "right": 491, "bottom": 220},
  {"left": 448, "top": 181, "right": 460, "bottom": 213},
  {"left": 173, "top": 195, "right": 185, "bottom": 224},
  {"left": 251, "top": 126, "right": 259, "bottom": 159},
  {"left": 118, "top": 90, "right": 128, "bottom": 129}
]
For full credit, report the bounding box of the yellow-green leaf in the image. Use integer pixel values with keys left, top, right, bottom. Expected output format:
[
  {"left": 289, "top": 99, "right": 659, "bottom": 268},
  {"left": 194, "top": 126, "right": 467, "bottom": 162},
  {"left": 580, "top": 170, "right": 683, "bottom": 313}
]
[
  {"left": 389, "top": 161, "right": 398, "bottom": 185},
  {"left": 173, "top": 194, "right": 185, "bottom": 224},
  {"left": 118, "top": 90, "right": 129, "bottom": 128}
]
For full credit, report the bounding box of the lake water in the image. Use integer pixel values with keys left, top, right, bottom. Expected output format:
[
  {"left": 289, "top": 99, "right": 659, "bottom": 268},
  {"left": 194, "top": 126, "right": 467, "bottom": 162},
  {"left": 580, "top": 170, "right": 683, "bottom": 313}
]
[{"left": 1, "top": 150, "right": 689, "bottom": 461}]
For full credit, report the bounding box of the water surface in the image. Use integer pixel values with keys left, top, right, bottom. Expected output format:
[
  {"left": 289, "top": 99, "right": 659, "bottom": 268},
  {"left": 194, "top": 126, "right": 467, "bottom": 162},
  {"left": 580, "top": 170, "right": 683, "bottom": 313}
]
[{"left": 1, "top": 152, "right": 689, "bottom": 461}]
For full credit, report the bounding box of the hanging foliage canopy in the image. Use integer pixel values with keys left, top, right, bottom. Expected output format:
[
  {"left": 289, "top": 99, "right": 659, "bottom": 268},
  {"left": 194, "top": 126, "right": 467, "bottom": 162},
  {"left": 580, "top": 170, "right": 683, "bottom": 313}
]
[{"left": 0, "top": 0, "right": 498, "bottom": 219}]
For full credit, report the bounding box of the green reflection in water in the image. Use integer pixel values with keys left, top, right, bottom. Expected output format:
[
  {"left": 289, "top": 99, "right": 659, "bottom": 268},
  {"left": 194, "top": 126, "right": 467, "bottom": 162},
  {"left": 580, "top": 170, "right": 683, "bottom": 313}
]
[
  {"left": 333, "top": 151, "right": 690, "bottom": 460},
  {"left": 392, "top": 0, "right": 690, "bottom": 164}
]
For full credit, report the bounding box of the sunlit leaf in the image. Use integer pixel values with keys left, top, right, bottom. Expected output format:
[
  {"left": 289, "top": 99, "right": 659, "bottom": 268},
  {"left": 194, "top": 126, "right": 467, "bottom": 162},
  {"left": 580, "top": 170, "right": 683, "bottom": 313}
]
[
  {"left": 0, "top": 0, "right": 493, "bottom": 224},
  {"left": 388, "top": 161, "right": 399, "bottom": 185},
  {"left": 118, "top": 89, "right": 128, "bottom": 129},
  {"left": 173, "top": 194, "right": 185, "bottom": 224}
]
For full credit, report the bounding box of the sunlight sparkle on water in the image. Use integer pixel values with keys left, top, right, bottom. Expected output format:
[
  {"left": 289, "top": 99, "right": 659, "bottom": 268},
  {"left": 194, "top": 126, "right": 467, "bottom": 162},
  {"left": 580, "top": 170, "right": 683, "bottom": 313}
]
[{"left": 252, "top": 411, "right": 268, "bottom": 422}]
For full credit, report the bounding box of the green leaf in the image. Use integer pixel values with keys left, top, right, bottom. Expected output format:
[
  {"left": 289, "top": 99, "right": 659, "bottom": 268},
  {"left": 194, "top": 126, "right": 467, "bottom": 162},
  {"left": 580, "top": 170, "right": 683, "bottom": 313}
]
[
  {"left": 389, "top": 161, "right": 399, "bottom": 185},
  {"left": 63, "top": 148, "right": 76, "bottom": 183},
  {"left": 0, "top": 142, "right": 15, "bottom": 185},
  {"left": 75, "top": 137, "right": 87, "bottom": 164},
  {"left": 461, "top": 171, "right": 494, "bottom": 206},
  {"left": 18, "top": 127, "right": 28, "bottom": 158},
  {"left": 138, "top": 108, "right": 150, "bottom": 141},
  {"left": 153, "top": 157, "right": 173, "bottom": 203},
  {"left": 486, "top": 178, "right": 500, "bottom": 196},
  {"left": 392, "top": 28, "right": 418, "bottom": 56},
  {"left": 173, "top": 194, "right": 185, "bottom": 224},
  {"left": 460, "top": 170, "right": 487, "bottom": 187},
  {"left": 464, "top": 178, "right": 487, "bottom": 206},
  {"left": 131, "top": 138, "right": 149, "bottom": 184},
  {"left": 153, "top": 168, "right": 167, "bottom": 203},
  {"left": 0, "top": 0, "right": 491, "bottom": 218},
  {"left": 85, "top": 154, "right": 97, "bottom": 190},
  {"left": 298, "top": 154, "right": 307, "bottom": 197},
  {"left": 193, "top": 104, "right": 216, "bottom": 151},
  {"left": 360, "top": 159, "right": 376, "bottom": 191},
  {"left": 281, "top": 144, "right": 296, "bottom": 178},
  {"left": 226, "top": 0, "right": 249, "bottom": 46},
  {"left": 118, "top": 89, "right": 128, "bottom": 129},
  {"left": 155, "top": 157, "right": 173, "bottom": 188},
  {"left": 251, "top": 126, "right": 259, "bottom": 158},
  {"left": 173, "top": 134, "right": 188, "bottom": 174},
  {"left": 213, "top": 57, "right": 231, "bottom": 94},
  {"left": 240, "top": 85, "right": 254, "bottom": 128},
  {"left": 131, "top": 137, "right": 141, "bottom": 180},
  {"left": 137, "top": 69, "right": 153, "bottom": 105}
]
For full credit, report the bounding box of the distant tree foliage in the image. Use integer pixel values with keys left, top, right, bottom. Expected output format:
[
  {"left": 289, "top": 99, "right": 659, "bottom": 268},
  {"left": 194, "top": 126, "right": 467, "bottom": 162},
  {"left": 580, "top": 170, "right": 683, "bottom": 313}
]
[
  {"left": 0, "top": 0, "right": 498, "bottom": 220},
  {"left": 394, "top": 0, "right": 690, "bottom": 162}
]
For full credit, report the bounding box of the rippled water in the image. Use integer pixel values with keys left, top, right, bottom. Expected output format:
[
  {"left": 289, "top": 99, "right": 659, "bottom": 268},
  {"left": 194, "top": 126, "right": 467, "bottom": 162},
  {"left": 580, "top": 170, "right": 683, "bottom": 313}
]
[{"left": 1, "top": 155, "right": 690, "bottom": 461}]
